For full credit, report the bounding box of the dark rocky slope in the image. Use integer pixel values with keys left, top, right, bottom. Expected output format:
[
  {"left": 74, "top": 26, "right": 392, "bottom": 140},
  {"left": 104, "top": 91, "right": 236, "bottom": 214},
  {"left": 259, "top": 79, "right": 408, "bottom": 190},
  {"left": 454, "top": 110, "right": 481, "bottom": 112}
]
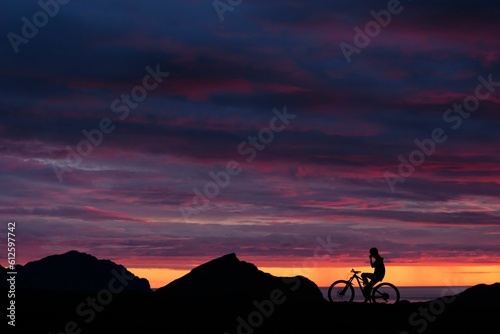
[{"left": 4, "top": 251, "right": 500, "bottom": 334}]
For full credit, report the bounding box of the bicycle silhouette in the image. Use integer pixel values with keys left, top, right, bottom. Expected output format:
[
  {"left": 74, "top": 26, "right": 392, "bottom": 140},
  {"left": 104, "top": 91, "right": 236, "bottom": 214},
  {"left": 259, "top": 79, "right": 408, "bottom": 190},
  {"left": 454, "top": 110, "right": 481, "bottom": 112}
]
[{"left": 328, "top": 269, "right": 400, "bottom": 304}]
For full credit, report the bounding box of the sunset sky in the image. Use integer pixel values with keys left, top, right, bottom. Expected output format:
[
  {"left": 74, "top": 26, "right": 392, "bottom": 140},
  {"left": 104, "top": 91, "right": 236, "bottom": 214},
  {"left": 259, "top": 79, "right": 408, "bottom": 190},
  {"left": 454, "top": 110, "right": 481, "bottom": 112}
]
[{"left": 1, "top": 0, "right": 499, "bottom": 288}]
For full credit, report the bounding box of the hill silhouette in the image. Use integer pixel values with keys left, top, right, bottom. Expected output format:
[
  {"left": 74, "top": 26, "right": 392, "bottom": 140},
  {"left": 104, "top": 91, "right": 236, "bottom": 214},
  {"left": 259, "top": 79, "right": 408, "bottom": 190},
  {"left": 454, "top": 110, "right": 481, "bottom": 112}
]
[
  {"left": 156, "top": 252, "right": 324, "bottom": 302},
  {"left": 152, "top": 253, "right": 327, "bottom": 333},
  {"left": 14, "top": 250, "right": 150, "bottom": 292},
  {"left": 453, "top": 282, "right": 500, "bottom": 305},
  {"left": 4, "top": 250, "right": 500, "bottom": 334}
]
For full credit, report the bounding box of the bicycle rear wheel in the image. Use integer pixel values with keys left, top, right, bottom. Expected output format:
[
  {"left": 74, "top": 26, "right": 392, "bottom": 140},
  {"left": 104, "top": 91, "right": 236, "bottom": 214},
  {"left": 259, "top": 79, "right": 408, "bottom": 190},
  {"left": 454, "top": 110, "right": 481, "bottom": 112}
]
[
  {"left": 328, "top": 280, "right": 354, "bottom": 302},
  {"left": 371, "top": 282, "right": 400, "bottom": 304}
]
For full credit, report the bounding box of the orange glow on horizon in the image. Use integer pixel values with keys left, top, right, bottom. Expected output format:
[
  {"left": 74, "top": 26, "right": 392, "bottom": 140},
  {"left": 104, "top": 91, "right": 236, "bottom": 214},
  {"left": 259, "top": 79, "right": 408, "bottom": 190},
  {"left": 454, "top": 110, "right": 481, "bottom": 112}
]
[{"left": 129, "top": 264, "right": 500, "bottom": 289}]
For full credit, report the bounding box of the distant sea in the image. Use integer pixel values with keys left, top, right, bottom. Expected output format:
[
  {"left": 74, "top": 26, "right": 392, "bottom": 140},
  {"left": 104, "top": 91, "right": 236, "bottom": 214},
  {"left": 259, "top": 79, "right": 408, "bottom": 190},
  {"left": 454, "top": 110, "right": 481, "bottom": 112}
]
[{"left": 319, "top": 286, "right": 469, "bottom": 303}]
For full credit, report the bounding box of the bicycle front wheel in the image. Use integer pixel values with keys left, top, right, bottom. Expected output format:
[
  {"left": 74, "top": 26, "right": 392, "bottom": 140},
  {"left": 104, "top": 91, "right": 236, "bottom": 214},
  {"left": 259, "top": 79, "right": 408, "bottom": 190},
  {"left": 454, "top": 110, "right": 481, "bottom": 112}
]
[
  {"left": 371, "top": 282, "right": 400, "bottom": 304},
  {"left": 328, "top": 280, "right": 354, "bottom": 302}
]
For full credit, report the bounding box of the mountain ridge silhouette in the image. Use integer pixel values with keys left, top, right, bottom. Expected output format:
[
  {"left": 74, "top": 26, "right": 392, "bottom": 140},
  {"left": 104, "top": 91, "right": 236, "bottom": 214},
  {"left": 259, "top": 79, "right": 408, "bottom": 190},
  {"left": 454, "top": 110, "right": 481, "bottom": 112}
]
[
  {"left": 3, "top": 250, "right": 500, "bottom": 333},
  {"left": 9, "top": 250, "right": 150, "bottom": 292},
  {"left": 155, "top": 252, "right": 325, "bottom": 303}
]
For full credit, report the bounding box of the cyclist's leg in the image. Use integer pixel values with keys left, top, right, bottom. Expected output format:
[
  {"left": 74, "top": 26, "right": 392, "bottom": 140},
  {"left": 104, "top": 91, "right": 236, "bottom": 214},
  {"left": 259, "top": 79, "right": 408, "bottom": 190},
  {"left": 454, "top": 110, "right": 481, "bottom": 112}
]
[
  {"left": 366, "top": 278, "right": 383, "bottom": 300},
  {"left": 361, "top": 273, "right": 373, "bottom": 286},
  {"left": 363, "top": 280, "right": 375, "bottom": 300}
]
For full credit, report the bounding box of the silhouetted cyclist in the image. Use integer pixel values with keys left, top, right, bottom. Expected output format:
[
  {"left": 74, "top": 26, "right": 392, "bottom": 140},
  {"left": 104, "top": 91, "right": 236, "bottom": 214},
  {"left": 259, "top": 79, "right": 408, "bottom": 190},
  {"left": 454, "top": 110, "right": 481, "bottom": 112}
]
[{"left": 361, "top": 247, "right": 385, "bottom": 302}]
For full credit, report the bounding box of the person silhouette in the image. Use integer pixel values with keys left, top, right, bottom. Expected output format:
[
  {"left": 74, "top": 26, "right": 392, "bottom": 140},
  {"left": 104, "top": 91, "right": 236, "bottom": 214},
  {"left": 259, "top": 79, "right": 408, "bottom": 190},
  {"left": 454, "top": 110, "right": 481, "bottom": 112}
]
[{"left": 361, "top": 247, "right": 385, "bottom": 302}]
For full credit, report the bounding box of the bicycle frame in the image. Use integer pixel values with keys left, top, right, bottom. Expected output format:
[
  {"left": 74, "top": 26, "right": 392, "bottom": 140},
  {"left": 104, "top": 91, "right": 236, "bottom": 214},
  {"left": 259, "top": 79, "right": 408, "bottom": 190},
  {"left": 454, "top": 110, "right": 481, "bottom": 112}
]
[
  {"left": 344, "top": 269, "right": 380, "bottom": 300},
  {"left": 347, "top": 271, "right": 365, "bottom": 290}
]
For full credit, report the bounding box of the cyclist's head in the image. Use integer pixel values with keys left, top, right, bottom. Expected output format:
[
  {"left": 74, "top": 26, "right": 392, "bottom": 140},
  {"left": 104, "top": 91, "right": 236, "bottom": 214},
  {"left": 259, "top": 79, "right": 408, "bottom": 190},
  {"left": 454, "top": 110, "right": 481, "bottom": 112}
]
[{"left": 369, "top": 247, "right": 379, "bottom": 256}]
